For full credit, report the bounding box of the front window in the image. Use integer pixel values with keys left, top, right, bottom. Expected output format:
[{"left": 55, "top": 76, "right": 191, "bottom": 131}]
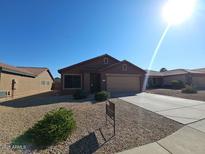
[
  {"left": 64, "top": 74, "right": 81, "bottom": 89},
  {"left": 41, "top": 81, "right": 45, "bottom": 85}
]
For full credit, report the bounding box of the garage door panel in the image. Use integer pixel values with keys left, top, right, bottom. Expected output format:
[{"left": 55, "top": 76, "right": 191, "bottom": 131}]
[{"left": 106, "top": 74, "right": 140, "bottom": 93}]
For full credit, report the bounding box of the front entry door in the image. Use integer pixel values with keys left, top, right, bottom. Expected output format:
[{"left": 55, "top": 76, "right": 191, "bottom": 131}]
[{"left": 90, "top": 73, "right": 101, "bottom": 93}]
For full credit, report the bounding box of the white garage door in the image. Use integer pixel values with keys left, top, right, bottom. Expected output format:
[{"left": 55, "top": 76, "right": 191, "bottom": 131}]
[{"left": 106, "top": 74, "right": 141, "bottom": 93}]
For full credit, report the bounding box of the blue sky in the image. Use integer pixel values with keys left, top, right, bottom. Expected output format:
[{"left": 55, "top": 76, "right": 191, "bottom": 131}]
[{"left": 0, "top": 0, "right": 204, "bottom": 77}]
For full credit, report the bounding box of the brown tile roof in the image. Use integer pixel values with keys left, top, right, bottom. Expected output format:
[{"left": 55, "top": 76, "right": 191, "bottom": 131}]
[
  {"left": 148, "top": 68, "right": 205, "bottom": 77},
  {"left": 162, "top": 69, "right": 188, "bottom": 76},
  {"left": 0, "top": 62, "right": 53, "bottom": 80},
  {"left": 0, "top": 62, "right": 35, "bottom": 77},
  {"left": 17, "top": 67, "right": 48, "bottom": 76},
  {"left": 58, "top": 54, "right": 120, "bottom": 73},
  {"left": 146, "top": 70, "right": 164, "bottom": 77},
  {"left": 191, "top": 68, "right": 205, "bottom": 73}
]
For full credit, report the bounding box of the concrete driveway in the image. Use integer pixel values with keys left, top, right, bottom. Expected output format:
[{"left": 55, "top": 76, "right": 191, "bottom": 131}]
[{"left": 120, "top": 93, "right": 205, "bottom": 124}]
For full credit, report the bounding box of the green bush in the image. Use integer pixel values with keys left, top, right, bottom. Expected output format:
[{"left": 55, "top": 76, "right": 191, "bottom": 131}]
[
  {"left": 73, "top": 90, "right": 87, "bottom": 99},
  {"left": 95, "top": 91, "right": 110, "bottom": 101},
  {"left": 171, "top": 80, "right": 185, "bottom": 89},
  {"left": 13, "top": 108, "right": 76, "bottom": 148},
  {"left": 182, "top": 85, "right": 197, "bottom": 94}
]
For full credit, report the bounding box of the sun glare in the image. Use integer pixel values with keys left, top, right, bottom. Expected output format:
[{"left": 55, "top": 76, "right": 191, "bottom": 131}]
[{"left": 162, "top": 0, "right": 196, "bottom": 25}]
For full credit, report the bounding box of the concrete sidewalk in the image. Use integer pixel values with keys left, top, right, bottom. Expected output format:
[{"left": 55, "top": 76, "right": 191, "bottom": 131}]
[{"left": 118, "top": 119, "right": 205, "bottom": 154}]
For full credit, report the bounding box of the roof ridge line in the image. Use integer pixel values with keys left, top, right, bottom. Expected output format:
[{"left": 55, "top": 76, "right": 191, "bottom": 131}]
[
  {"left": 17, "top": 66, "right": 48, "bottom": 69},
  {"left": 58, "top": 53, "right": 120, "bottom": 73}
]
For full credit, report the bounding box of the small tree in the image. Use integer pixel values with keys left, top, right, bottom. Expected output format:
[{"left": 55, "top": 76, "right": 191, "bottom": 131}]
[
  {"left": 182, "top": 85, "right": 197, "bottom": 94},
  {"left": 95, "top": 91, "right": 110, "bottom": 101},
  {"left": 160, "top": 68, "right": 167, "bottom": 72}
]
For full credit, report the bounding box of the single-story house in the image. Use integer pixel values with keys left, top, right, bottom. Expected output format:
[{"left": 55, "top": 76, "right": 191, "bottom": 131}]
[
  {"left": 147, "top": 68, "right": 205, "bottom": 89},
  {"left": 58, "top": 54, "right": 146, "bottom": 94},
  {"left": 0, "top": 62, "right": 54, "bottom": 101}
]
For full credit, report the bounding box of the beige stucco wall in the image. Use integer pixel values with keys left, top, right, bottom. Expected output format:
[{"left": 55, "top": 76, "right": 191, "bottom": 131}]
[
  {"left": 163, "top": 75, "right": 186, "bottom": 86},
  {"left": 0, "top": 70, "right": 53, "bottom": 101},
  {"left": 192, "top": 76, "right": 205, "bottom": 89}
]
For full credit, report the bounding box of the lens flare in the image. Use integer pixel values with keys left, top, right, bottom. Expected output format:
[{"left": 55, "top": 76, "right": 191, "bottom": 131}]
[
  {"left": 162, "top": 0, "right": 196, "bottom": 25},
  {"left": 143, "top": 0, "right": 196, "bottom": 90},
  {"left": 143, "top": 25, "right": 170, "bottom": 91}
]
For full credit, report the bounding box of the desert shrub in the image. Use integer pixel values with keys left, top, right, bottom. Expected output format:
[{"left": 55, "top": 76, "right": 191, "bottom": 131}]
[
  {"left": 95, "top": 91, "right": 110, "bottom": 101},
  {"left": 171, "top": 80, "right": 185, "bottom": 89},
  {"left": 182, "top": 85, "right": 197, "bottom": 94},
  {"left": 73, "top": 90, "right": 87, "bottom": 99},
  {"left": 13, "top": 108, "right": 76, "bottom": 148}
]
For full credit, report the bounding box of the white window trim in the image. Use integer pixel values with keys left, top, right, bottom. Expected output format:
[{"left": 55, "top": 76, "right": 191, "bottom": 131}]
[
  {"left": 63, "top": 74, "right": 82, "bottom": 90},
  {"left": 122, "top": 64, "right": 127, "bottom": 71},
  {"left": 104, "top": 57, "right": 109, "bottom": 64}
]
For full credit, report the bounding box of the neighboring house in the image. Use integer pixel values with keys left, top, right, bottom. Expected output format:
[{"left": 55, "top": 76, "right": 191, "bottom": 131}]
[
  {"left": 58, "top": 54, "right": 145, "bottom": 94},
  {"left": 0, "top": 63, "right": 54, "bottom": 101},
  {"left": 147, "top": 68, "right": 205, "bottom": 89},
  {"left": 147, "top": 70, "right": 164, "bottom": 88}
]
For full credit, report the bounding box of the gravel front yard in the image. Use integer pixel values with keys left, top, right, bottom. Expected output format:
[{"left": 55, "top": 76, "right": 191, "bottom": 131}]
[
  {"left": 0, "top": 98, "right": 183, "bottom": 154},
  {"left": 147, "top": 89, "right": 205, "bottom": 101}
]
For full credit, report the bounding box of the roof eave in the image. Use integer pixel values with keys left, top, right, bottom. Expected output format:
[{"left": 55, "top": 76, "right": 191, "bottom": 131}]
[
  {"left": 47, "top": 69, "right": 54, "bottom": 81},
  {"left": 1, "top": 68, "right": 35, "bottom": 77},
  {"left": 99, "top": 60, "right": 146, "bottom": 74},
  {"left": 123, "top": 60, "right": 146, "bottom": 74}
]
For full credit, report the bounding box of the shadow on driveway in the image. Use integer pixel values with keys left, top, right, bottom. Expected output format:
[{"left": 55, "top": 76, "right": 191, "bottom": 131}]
[{"left": 0, "top": 92, "right": 95, "bottom": 108}]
